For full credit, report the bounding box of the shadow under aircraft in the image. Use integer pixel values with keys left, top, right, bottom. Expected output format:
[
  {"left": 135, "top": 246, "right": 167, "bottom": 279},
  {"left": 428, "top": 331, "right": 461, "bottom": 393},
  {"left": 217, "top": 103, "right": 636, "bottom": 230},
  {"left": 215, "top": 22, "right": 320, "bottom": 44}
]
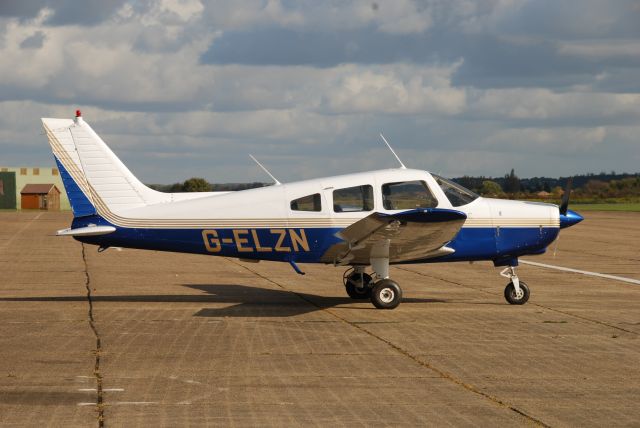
[{"left": 0, "top": 283, "right": 446, "bottom": 318}]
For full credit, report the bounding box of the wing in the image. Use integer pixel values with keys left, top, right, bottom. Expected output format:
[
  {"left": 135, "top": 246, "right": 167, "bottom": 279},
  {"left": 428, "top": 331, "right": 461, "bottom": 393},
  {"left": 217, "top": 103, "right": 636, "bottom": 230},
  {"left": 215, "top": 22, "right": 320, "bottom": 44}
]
[{"left": 321, "top": 208, "right": 467, "bottom": 265}]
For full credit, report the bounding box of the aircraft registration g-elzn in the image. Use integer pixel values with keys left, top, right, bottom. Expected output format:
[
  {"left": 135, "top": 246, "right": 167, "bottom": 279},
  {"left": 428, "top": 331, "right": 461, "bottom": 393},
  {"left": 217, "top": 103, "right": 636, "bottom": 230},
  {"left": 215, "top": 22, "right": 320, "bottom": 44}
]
[{"left": 42, "top": 111, "right": 583, "bottom": 309}]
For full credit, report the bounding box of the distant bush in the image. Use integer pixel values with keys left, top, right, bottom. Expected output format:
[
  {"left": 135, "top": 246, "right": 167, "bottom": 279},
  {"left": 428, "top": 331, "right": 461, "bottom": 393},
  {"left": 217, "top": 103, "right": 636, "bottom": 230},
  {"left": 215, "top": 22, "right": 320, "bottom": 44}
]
[{"left": 147, "top": 179, "right": 268, "bottom": 193}]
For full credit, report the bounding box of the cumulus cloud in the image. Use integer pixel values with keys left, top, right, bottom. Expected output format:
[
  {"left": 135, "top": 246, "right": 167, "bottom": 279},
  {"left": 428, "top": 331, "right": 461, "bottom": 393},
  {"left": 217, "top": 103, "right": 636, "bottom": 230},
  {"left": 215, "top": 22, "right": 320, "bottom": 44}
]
[
  {"left": 324, "top": 63, "right": 466, "bottom": 115},
  {"left": 0, "top": 0, "right": 639, "bottom": 182}
]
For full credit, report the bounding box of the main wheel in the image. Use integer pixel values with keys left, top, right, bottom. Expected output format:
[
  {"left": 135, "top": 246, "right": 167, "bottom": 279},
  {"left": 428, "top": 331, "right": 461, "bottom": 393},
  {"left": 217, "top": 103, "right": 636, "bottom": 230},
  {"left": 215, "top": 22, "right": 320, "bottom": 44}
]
[
  {"left": 504, "top": 281, "right": 530, "bottom": 305},
  {"left": 371, "top": 279, "right": 402, "bottom": 309},
  {"left": 345, "top": 272, "right": 373, "bottom": 299}
]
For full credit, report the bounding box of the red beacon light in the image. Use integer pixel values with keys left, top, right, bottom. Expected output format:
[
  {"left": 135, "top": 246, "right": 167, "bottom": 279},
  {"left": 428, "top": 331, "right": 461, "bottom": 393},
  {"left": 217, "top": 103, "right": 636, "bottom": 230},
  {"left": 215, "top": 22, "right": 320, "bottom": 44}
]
[{"left": 75, "top": 109, "right": 82, "bottom": 118}]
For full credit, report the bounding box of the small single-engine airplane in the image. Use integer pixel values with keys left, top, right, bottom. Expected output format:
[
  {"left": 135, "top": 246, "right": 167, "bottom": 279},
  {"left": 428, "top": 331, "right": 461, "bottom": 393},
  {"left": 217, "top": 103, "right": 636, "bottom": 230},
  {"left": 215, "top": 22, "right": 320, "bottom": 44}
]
[{"left": 42, "top": 111, "right": 583, "bottom": 309}]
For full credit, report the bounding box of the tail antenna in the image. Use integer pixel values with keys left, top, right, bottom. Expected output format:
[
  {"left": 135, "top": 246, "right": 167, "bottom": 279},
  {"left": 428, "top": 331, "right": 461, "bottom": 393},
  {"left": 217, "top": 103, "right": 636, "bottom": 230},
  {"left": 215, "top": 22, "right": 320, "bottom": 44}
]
[
  {"left": 249, "top": 154, "right": 281, "bottom": 185},
  {"left": 379, "top": 133, "right": 406, "bottom": 169}
]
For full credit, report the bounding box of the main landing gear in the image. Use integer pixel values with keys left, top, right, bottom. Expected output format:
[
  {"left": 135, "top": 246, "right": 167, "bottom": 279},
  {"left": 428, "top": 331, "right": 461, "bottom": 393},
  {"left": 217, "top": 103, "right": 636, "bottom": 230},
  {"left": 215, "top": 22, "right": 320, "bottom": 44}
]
[
  {"left": 343, "top": 266, "right": 403, "bottom": 309},
  {"left": 343, "top": 268, "right": 372, "bottom": 300},
  {"left": 500, "top": 266, "right": 530, "bottom": 305}
]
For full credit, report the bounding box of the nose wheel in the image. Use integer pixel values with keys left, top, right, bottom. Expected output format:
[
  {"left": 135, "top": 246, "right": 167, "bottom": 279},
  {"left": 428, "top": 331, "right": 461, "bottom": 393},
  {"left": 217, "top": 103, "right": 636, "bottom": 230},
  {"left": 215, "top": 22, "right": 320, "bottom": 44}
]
[
  {"left": 500, "top": 266, "right": 530, "bottom": 305},
  {"left": 504, "top": 281, "right": 530, "bottom": 304}
]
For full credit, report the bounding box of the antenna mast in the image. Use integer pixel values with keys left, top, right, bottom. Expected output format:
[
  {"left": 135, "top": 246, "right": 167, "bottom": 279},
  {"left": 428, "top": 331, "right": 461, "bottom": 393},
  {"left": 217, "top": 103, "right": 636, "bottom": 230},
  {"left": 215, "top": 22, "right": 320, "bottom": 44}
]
[
  {"left": 249, "top": 154, "right": 281, "bottom": 185},
  {"left": 379, "top": 133, "right": 406, "bottom": 169}
]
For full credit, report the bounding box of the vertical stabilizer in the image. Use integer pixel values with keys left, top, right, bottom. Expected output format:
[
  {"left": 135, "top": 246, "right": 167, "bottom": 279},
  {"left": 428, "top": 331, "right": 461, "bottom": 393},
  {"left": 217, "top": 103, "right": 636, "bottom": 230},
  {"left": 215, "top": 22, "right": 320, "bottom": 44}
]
[{"left": 42, "top": 112, "right": 169, "bottom": 218}]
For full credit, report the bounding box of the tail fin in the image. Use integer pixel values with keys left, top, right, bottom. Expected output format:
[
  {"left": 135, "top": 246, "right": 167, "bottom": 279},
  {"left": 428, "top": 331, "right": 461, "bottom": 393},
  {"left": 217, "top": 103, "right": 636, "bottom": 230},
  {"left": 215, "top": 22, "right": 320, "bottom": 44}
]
[{"left": 42, "top": 113, "right": 168, "bottom": 218}]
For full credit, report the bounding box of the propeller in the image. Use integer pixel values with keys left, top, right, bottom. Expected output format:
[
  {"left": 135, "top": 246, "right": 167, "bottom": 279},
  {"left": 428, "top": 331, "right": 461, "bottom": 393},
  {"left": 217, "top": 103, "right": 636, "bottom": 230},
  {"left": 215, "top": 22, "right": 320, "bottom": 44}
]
[
  {"left": 554, "top": 177, "right": 582, "bottom": 256},
  {"left": 559, "top": 177, "right": 573, "bottom": 216}
]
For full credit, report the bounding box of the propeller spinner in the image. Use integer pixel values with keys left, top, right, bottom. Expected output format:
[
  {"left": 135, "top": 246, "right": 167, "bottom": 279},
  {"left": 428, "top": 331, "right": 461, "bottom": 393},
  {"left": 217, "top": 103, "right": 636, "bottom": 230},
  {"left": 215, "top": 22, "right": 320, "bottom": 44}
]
[{"left": 558, "top": 177, "right": 583, "bottom": 229}]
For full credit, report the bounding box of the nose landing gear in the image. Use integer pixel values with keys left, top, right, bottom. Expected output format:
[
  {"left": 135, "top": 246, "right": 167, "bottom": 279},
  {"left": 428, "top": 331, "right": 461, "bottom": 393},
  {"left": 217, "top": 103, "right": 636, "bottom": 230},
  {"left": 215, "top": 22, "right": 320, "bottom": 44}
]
[{"left": 500, "top": 266, "right": 530, "bottom": 304}]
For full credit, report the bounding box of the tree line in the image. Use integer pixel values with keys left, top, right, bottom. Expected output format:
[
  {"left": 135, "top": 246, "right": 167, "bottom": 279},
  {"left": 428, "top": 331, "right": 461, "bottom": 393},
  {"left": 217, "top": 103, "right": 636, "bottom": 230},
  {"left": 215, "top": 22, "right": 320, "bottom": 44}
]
[
  {"left": 454, "top": 170, "right": 640, "bottom": 201},
  {"left": 148, "top": 177, "right": 268, "bottom": 193},
  {"left": 148, "top": 171, "right": 640, "bottom": 202}
]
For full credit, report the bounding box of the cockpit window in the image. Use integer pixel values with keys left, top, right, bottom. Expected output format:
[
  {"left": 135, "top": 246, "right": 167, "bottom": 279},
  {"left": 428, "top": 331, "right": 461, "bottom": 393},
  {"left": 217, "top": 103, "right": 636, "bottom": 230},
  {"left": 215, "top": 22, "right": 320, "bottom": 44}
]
[
  {"left": 333, "top": 185, "right": 373, "bottom": 212},
  {"left": 433, "top": 174, "right": 479, "bottom": 207},
  {"left": 381, "top": 180, "right": 437, "bottom": 210}
]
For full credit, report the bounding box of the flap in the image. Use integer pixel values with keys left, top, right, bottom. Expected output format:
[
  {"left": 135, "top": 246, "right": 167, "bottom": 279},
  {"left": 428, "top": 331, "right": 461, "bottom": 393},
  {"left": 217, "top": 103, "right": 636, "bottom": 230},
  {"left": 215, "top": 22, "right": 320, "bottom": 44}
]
[{"left": 326, "top": 208, "right": 467, "bottom": 265}]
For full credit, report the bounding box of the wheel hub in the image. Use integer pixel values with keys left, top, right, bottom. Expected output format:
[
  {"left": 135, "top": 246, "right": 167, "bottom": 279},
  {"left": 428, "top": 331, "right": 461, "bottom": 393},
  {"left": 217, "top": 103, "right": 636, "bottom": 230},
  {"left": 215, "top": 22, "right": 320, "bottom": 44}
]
[
  {"left": 379, "top": 288, "right": 395, "bottom": 303},
  {"left": 514, "top": 288, "right": 524, "bottom": 300}
]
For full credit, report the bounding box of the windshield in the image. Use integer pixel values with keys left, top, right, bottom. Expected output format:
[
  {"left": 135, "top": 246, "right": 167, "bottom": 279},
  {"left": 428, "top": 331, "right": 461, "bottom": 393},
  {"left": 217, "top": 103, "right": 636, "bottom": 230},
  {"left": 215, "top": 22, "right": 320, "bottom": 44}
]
[{"left": 432, "top": 174, "right": 479, "bottom": 207}]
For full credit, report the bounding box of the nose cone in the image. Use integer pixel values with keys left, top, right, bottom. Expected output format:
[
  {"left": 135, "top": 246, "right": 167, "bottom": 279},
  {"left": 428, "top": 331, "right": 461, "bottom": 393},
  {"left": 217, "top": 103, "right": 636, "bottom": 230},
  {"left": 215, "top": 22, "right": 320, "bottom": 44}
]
[{"left": 560, "top": 209, "right": 584, "bottom": 229}]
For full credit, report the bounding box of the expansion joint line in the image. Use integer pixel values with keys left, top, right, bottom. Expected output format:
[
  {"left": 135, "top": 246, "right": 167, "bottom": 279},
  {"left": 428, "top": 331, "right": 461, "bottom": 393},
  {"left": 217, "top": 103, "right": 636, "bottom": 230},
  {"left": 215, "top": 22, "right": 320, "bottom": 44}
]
[
  {"left": 228, "top": 260, "right": 549, "bottom": 427},
  {"left": 397, "top": 266, "right": 637, "bottom": 335},
  {"left": 82, "top": 244, "right": 104, "bottom": 427}
]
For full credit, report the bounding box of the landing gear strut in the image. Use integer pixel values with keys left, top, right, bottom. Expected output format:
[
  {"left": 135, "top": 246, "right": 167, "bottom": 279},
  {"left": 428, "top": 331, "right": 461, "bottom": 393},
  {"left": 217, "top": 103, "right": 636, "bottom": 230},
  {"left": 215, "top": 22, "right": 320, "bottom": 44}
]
[{"left": 500, "top": 266, "right": 530, "bottom": 305}]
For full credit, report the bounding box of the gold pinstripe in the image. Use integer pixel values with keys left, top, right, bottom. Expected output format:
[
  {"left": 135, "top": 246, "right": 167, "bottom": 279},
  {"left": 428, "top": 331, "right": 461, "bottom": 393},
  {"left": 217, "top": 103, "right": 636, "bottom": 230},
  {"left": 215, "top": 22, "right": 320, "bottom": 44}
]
[
  {"left": 45, "top": 123, "right": 560, "bottom": 230},
  {"left": 46, "top": 123, "right": 364, "bottom": 229}
]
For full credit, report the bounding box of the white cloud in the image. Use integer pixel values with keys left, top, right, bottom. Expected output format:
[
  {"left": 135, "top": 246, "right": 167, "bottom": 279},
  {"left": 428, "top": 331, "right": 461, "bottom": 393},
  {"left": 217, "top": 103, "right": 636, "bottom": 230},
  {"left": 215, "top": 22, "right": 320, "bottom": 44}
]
[
  {"left": 324, "top": 63, "right": 466, "bottom": 115},
  {"left": 484, "top": 126, "right": 607, "bottom": 155},
  {"left": 470, "top": 89, "right": 640, "bottom": 121},
  {"left": 0, "top": 0, "right": 639, "bottom": 182},
  {"left": 558, "top": 39, "right": 640, "bottom": 60}
]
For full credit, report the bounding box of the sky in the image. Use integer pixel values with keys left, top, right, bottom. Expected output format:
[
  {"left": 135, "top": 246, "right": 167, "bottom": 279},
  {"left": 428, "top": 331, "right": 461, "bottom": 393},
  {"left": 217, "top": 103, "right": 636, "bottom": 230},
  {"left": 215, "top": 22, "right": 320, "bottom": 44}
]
[{"left": 0, "top": 0, "right": 639, "bottom": 184}]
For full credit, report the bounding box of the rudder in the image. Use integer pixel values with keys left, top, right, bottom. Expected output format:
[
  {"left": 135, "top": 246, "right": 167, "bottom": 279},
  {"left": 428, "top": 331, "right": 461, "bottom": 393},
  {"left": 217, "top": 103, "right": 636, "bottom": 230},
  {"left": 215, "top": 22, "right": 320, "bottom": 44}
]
[{"left": 42, "top": 112, "right": 169, "bottom": 219}]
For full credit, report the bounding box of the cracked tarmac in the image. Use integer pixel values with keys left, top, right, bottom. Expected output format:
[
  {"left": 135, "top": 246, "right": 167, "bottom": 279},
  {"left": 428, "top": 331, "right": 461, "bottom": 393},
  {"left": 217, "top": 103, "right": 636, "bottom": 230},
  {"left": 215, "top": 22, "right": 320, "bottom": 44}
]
[{"left": 0, "top": 211, "right": 638, "bottom": 426}]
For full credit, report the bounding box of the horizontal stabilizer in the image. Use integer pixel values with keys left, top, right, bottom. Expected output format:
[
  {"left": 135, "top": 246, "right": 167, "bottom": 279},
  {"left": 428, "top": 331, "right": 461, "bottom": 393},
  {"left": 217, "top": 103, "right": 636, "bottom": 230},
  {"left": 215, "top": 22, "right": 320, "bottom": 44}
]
[{"left": 57, "top": 225, "right": 116, "bottom": 237}]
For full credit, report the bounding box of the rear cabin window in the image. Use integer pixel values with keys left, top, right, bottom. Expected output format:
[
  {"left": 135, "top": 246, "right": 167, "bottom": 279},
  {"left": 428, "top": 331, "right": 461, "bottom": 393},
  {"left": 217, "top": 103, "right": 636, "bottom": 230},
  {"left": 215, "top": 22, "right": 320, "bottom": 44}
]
[
  {"left": 290, "top": 193, "right": 322, "bottom": 211},
  {"left": 333, "top": 185, "right": 373, "bottom": 212},
  {"left": 382, "top": 180, "right": 438, "bottom": 210}
]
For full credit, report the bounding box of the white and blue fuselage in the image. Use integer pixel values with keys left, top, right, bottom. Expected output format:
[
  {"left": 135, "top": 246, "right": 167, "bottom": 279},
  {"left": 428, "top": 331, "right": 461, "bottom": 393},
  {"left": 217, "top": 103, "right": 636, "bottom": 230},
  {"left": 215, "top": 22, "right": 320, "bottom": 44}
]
[{"left": 43, "top": 114, "right": 583, "bottom": 308}]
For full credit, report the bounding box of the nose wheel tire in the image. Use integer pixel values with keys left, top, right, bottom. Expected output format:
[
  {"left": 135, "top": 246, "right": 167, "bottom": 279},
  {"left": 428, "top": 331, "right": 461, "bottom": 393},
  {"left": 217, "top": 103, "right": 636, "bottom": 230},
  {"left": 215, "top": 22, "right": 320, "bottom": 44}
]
[
  {"left": 371, "top": 279, "right": 402, "bottom": 309},
  {"left": 504, "top": 281, "right": 530, "bottom": 305},
  {"left": 345, "top": 272, "right": 373, "bottom": 299}
]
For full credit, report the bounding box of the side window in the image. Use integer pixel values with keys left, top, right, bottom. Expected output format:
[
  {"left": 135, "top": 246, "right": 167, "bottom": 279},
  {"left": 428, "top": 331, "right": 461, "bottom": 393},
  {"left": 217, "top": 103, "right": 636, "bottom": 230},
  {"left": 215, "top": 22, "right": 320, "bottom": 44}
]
[
  {"left": 333, "top": 185, "right": 373, "bottom": 212},
  {"left": 382, "top": 180, "right": 437, "bottom": 210},
  {"left": 290, "top": 193, "right": 322, "bottom": 212}
]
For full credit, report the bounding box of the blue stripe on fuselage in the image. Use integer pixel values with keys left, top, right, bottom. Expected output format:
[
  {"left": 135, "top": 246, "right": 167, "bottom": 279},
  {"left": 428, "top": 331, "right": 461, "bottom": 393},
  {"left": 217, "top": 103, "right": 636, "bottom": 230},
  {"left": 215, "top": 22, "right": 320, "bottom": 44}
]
[{"left": 71, "top": 215, "right": 559, "bottom": 264}]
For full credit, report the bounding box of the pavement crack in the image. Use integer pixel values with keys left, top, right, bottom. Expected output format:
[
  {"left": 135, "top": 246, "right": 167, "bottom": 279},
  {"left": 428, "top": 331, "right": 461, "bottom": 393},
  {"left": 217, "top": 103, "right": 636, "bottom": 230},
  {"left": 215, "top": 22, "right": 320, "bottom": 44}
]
[
  {"left": 230, "top": 260, "right": 550, "bottom": 427},
  {"left": 82, "top": 244, "right": 104, "bottom": 427}
]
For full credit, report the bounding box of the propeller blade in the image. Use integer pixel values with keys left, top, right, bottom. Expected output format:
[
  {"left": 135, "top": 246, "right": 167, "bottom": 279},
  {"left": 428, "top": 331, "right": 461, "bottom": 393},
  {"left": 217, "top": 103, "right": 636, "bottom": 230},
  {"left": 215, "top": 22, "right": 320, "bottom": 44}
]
[{"left": 559, "top": 177, "right": 573, "bottom": 215}]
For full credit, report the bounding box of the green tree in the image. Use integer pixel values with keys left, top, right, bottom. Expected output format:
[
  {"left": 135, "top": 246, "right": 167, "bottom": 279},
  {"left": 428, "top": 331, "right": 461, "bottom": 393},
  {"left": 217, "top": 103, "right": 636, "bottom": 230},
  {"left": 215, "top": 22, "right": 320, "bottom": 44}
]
[
  {"left": 504, "top": 168, "right": 521, "bottom": 193},
  {"left": 182, "top": 177, "right": 212, "bottom": 192},
  {"left": 584, "top": 180, "right": 607, "bottom": 197},
  {"left": 480, "top": 180, "right": 503, "bottom": 196}
]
